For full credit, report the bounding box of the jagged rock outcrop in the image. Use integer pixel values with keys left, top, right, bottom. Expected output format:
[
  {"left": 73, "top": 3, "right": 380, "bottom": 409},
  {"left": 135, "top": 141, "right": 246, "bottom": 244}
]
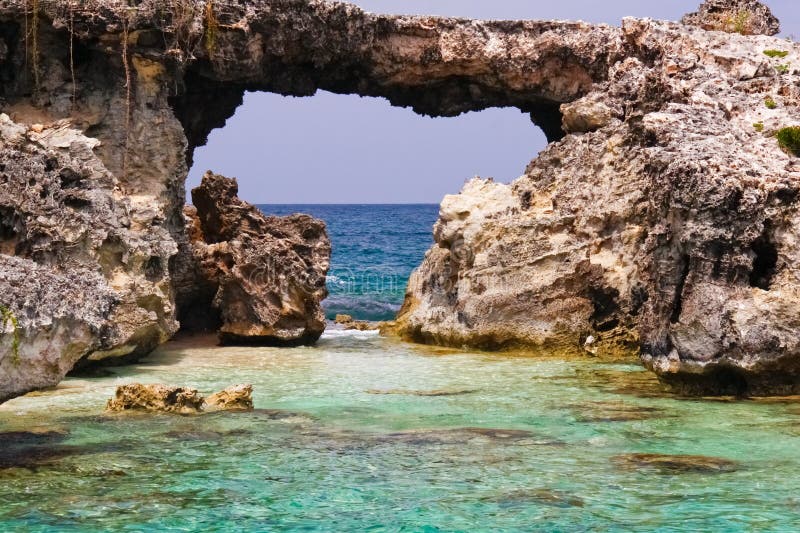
[
  {"left": 0, "top": 0, "right": 797, "bottom": 397},
  {"left": 205, "top": 384, "right": 254, "bottom": 411},
  {"left": 397, "top": 4, "right": 800, "bottom": 395},
  {"left": 106, "top": 382, "right": 253, "bottom": 414},
  {"left": 107, "top": 383, "right": 206, "bottom": 414},
  {"left": 0, "top": 112, "right": 176, "bottom": 400},
  {"left": 179, "top": 171, "right": 330, "bottom": 345},
  {"left": 682, "top": 0, "right": 780, "bottom": 36},
  {"left": 334, "top": 314, "right": 378, "bottom": 331},
  {"left": 0, "top": 0, "right": 624, "bottom": 400}
]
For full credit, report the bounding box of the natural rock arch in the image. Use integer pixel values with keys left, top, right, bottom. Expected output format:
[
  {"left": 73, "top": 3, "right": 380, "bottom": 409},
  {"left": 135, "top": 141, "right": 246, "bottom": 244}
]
[{"left": 0, "top": 0, "right": 799, "bottom": 400}]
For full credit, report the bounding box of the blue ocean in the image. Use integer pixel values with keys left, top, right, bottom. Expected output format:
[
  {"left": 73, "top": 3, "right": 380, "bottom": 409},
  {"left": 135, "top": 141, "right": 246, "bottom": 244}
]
[{"left": 258, "top": 204, "right": 440, "bottom": 321}]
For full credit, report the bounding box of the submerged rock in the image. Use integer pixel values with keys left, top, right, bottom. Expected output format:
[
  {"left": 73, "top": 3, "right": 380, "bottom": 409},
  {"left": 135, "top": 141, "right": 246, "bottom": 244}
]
[
  {"left": 613, "top": 453, "right": 739, "bottom": 474},
  {"left": 106, "top": 383, "right": 253, "bottom": 414},
  {"left": 366, "top": 388, "right": 479, "bottom": 397},
  {"left": 571, "top": 401, "right": 666, "bottom": 423},
  {"left": 179, "top": 172, "right": 330, "bottom": 346},
  {"left": 485, "top": 489, "right": 585, "bottom": 508}
]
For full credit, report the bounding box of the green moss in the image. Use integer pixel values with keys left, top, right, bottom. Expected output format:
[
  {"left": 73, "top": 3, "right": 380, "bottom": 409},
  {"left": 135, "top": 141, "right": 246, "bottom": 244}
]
[
  {"left": 0, "top": 305, "right": 20, "bottom": 365},
  {"left": 765, "top": 97, "right": 778, "bottom": 109},
  {"left": 776, "top": 64, "right": 790, "bottom": 74},
  {"left": 776, "top": 126, "right": 800, "bottom": 156},
  {"left": 764, "top": 49, "right": 789, "bottom": 59},
  {"left": 753, "top": 122, "right": 764, "bottom": 132}
]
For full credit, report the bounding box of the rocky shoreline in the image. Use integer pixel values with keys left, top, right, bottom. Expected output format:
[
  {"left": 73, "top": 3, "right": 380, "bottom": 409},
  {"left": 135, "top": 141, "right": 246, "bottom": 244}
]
[{"left": 0, "top": 0, "right": 798, "bottom": 398}]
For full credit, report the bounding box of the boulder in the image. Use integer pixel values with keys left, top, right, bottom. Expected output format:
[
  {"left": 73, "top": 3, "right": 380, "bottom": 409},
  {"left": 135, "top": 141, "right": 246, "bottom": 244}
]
[
  {"left": 106, "top": 383, "right": 254, "bottom": 414},
  {"left": 334, "top": 314, "right": 378, "bottom": 331},
  {"left": 106, "top": 384, "right": 205, "bottom": 415},
  {"left": 205, "top": 384, "right": 254, "bottom": 412},
  {"left": 180, "top": 171, "right": 331, "bottom": 346}
]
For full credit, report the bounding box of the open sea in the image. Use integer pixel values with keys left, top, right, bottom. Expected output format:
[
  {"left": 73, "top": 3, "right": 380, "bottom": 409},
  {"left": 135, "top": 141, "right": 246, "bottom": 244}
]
[
  {"left": 258, "top": 204, "right": 440, "bottom": 321},
  {"left": 2, "top": 205, "right": 800, "bottom": 531}
]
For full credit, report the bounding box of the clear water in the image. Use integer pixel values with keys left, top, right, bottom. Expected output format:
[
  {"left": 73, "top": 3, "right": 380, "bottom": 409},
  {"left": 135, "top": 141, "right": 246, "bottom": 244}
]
[
  {"left": 257, "top": 204, "right": 439, "bottom": 321},
  {"left": 3, "top": 204, "right": 800, "bottom": 531},
  {"left": 2, "top": 332, "right": 800, "bottom": 531}
]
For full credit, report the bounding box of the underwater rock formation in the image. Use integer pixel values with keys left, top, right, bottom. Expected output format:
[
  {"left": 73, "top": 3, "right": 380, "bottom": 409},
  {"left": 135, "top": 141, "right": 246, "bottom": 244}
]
[
  {"left": 180, "top": 171, "right": 330, "bottom": 346},
  {"left": 0, "top": 0, "right": 797, "bottom": 397}
]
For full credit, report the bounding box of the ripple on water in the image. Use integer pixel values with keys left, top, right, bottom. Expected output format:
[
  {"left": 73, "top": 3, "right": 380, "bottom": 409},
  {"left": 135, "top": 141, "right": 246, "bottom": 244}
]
[{"left": 1, "top": 335, "right": 800, "bottom": 530}]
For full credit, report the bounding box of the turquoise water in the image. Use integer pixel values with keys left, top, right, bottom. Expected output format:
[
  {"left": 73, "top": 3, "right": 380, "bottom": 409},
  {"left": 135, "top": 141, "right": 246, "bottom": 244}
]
[
  {"left": 2, "top": 331, "right": 800, "bottom": 531},
  {"left": 3, "top": 204, "right": 800, "bottom": 531},
  {"left": 258, "top": 205, "right": 439, "bottom": 321}
]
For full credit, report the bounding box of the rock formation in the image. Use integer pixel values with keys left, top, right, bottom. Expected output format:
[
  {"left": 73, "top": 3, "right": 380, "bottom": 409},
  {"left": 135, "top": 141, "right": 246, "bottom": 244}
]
[
  {"left": 106, "top": 382, "right": 254, "bottom": 414},
  {"left": 179, "top": 171, "right": 330, "bottom": 345},
  {"left": 0, "top": 0, "right": 796, "bottom": 397},
  {"left": 334, "top": 314, "right": 378, "bottom": 331},
  {"left": 205, "top": 384, "right": 254, "bottom": 411},
  {"left": 396, "top": 3, "right": 800, "bottom": 396},
  {"left": 106, "top": 383, "right": 206, "bottom": 414},
  {"left": 682, "top": 0, "right": 780, "bottom": 36}
]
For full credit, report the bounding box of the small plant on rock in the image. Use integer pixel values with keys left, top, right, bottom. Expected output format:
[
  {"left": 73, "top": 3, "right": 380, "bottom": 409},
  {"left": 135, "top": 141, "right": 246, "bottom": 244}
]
[
  {"left": 765, "top": 97, "right": 778, "bottom": 109},
  {"left": 776, "top": 64, "right": 790, "bottom": 74},
  {"left": 754, "top": 122, "right": 764, "bottom": 132},
  {"left": 729, "top": 10, "right": 753, "bottom": 35},
  {"left": 204, "top": 0, "right": 219, "bottom": 58},
  {"left": 764, "top": 49, "right": 789, "bottom": 59},
  {"left": 0, "top": 305, "right": 20, "bottom": 365},
  {"left": 776, "top": 126, "right": 800, "bottom": 156}
]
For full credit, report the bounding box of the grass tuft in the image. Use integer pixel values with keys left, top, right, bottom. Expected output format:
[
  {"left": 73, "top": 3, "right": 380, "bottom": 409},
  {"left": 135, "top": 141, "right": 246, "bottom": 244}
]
[
  {"left": 0, "top": 305, "right": 21, "bottom": 365},
  {"left": 776, "top": 127, "right": 800, "bottom": 156},
  {"left": 765, "top": 97, "right": 778, "bottom": 109}
]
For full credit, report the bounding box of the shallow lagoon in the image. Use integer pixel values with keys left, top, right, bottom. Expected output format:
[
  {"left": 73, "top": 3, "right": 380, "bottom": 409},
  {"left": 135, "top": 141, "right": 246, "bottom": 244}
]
[{"left": 2, "top": 330, "right": 800, "bottom": 531}]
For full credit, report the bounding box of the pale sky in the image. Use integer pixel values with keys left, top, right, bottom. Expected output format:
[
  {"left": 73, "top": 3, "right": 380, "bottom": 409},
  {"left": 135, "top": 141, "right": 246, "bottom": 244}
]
[{"left": 188, "top": 0, "right": 798, "bottom": 204}]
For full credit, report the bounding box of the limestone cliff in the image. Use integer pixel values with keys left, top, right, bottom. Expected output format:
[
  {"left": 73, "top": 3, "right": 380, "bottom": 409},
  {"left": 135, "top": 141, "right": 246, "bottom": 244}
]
[
  {"left": 0, "top": 0, "right": 797, "bottom": 398},
  {"left": 397, "top": 2, "right": 800, "bottom": 395}
]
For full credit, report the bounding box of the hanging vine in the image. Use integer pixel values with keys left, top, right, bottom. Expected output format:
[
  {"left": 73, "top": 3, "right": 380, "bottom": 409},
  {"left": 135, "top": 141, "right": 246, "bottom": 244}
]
[
  {"left": 31, "top": 0, "right": 40, "bottom": 95},
  {"left": 204, "top": 0, "right": 218, "bottom": 58},
  {"left": 121, "top": 10, "right": 132, "bottom": 180},
  {"left": 69, "top": 1, "right": 76, "bottom": 109}
]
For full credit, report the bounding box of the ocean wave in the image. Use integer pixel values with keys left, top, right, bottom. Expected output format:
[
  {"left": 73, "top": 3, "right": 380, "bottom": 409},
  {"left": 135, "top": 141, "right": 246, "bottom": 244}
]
[
  {"left": 320, "top": 328, "right": 381, "bottom": 340},
  {"left": 323, "top": 295, "right": 402, "bottom": 322}
]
